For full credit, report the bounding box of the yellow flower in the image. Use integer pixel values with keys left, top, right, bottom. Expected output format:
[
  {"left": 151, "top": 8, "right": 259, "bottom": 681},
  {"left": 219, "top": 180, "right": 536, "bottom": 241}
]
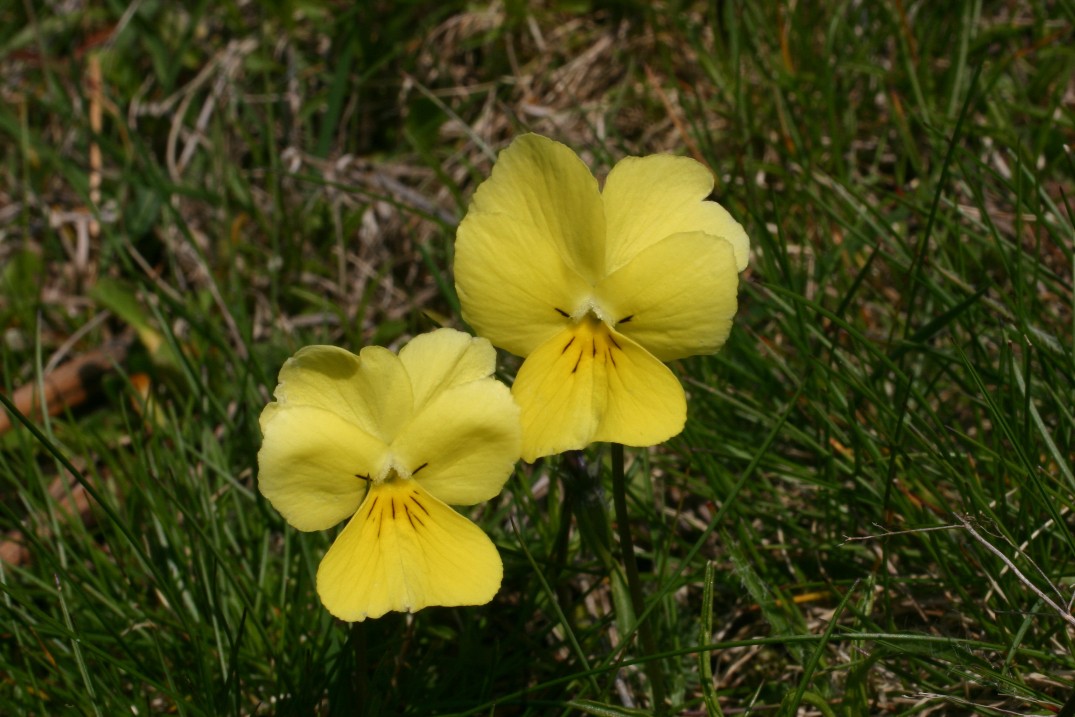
[
  {"left": 257, "top": 329, "right": 520, "bottom": 622},
  {"left": 454, "top": 134, "right": 748, "bottom": 462}
]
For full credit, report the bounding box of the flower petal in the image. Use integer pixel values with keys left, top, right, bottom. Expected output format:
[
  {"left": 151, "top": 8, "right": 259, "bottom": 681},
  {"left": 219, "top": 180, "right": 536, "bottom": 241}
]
[
  {"left": 393, "top": 379, "right": 520, "bottom": 505},
  {"left": 591, "top": 331, "right": 687, "bottom": 447},
  {"left": 397, "top": 328, "right": 496, "bottom": 411},
  {"left": 468, "top": 134, "right": 607, "bottom": 283},
  {"left": 272, "top": 345, "right": 413, "bottom": 444},
  {"left": 512, "top": 319, "right": 687, "bottom": 461},
  {"left": 271, "top": 345, "right": 360, "bottom": 412},
  {"left": 258, "top": 404, "right": 386, "bottom": 531},
  {"left": 316, "top": 481, "right": 503, "bottom": 621},
  {"left": 595, "top": 231, "right": 740, "bottom": 361},
  {"left": 602, "top": 154, "right": 749, "bottom": 273},
  {"left": 455, "top": 210, "right": 590, "bottom": 356}
]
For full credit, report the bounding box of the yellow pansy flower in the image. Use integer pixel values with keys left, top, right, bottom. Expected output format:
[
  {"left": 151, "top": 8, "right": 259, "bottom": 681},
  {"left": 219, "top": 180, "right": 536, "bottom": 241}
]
[
  {"left": 454, "top": 134, "right": 748, "bottom": 462},
  {"left": 257, "top": 329, "right": 520, "bottom": 621}
]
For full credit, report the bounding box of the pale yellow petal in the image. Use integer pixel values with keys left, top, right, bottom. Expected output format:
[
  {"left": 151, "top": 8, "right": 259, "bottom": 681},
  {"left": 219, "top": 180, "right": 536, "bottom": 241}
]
[
  {"left": 595, "top": 231, "right": 740, "bottom": 362},
  {"left": 393, "top": 379, "right": 520, "bottom": 505},
  {"left": 272, "top": 345, "right": 413, "bottom": 443},
  {"left": 455, "top": 209, "right": 592, "bottom": 357},
  {"left": 602, "top": 154, "right": 749, "bottom": 273},
  {"left": 511, "top": 326, "right": 603, "bottom": 462},
  {"left": 453, "top": 210, "right": 589, "bottom": 359},
  {"left": 397, "top": 328, "right": 495, "bottom": 411},
  {"left": 258, "top": 404, "right": 387, "bottom": 531},
  {"left": 316, "top": 481, "right": 503, "bottom": 622},
  {"left": 512, "top": 319, "right": 686, "bottom": 461},
  {"left": 271, "top": 345, "right": 361, "bottom": 414},
  {"left": 466, "top": 133, "right": 607, "bottom": 284},
  {"left": 591, "top": 330, "right": 687, "bottom": 447},
  {"left": 349, "top": 346, "right": 414, "bottom": 443}
]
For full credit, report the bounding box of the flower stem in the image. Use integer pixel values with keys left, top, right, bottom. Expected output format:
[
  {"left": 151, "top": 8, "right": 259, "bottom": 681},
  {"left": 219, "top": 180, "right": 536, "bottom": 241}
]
[
  {"left": 610, "top": 443, "right": 667, "bottom": 713},
  {"left": 351, "top": 621, "right": 368, "bottom": 714}
]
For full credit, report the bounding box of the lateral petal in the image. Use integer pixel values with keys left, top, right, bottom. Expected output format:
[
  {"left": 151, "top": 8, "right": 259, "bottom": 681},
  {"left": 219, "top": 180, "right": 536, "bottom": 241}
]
[
  {"left": 512, "top": 320, "right": 686, "bottom": 461},
  {"left": 602, "top": 154, "right": 749, "bottom": 273},
  {"left": 467, "top": 133, "right": 607, "bottom": 283},
  {"left": 271, "top": 345, "right": 413, "bottom": 444},
  {"left": 393, "top": 379, "right": 520, "bottom": 505},
  {"left": 595, "top": 231, "right": 740, "bottom": 362},
  {"left": 455, "top": 209, "right": 592, "bottom": 357},
  {"left": 316, "top": 481, "right": 504, "bottom": 622},
  {"left": 258, "top": 404, "right": 387, "bottom": 531},
  {"left": 397, "top": 328, "right": 496, "bottom": 412}
]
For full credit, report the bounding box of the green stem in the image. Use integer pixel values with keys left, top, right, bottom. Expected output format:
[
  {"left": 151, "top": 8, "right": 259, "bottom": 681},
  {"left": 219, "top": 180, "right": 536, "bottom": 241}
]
[
  {"left": 610, "top": 443, "right": 667, "bottom": 713},
  {"left": 552, "top": 457, "right": 579, "bottom": 635},
  {"left": 352, "top": 621, "right": 368, "bottom": 715}
]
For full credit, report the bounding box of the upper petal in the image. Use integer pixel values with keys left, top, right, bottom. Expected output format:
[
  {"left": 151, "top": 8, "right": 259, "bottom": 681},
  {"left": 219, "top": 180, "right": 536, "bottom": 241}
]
[
  {"left": 466, "top": 133, "right": 607, "bottom": 284},
  {"left": 511, "top": 320, "right": 687, "bottom": 461},
  {"left": 393, "top": 378, "right": 520, "bottom": 505},
  {"left": 270, "top": 345, "right": 362, "bottom": 416},
  {"left": 397, "top": 328, "right": 497, "bottom": 412},
  {"left": 601, "top": 154, "right": 749, "bottom": 273},
  {"left": 316, "top": 481, "right": 504, "bottom": 622},
  {"left": 455, "top": 210, "right": 590, "bottom": 356},
  {"left": 272, "top": 345, "right": 413, "bottom": 444},
  {"left": 258, "top": 404, "right": 386, "bottom": 531},
  {"left": 595, "top": 231, "right": 740, "bottom": 361}
]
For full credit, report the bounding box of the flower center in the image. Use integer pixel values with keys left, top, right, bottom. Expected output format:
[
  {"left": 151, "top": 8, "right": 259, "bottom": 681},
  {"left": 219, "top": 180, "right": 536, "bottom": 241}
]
[
  {"left": 378, "top": 466, "right": 408, "bottom": 485},
  {"left": 569, "top": 299, "right": 611, "bottom": 324},
  {"left": 559, "top": 312, "right": 625, "bottom": 374},
  {"left": 359, "top": 479, "right": 432, "bottom": 537},
  {"left": 358, "top": 458, "right": 429, "bottom": 486},
  {"left": 555, "top": 301, "right": 632, "bottom": 330}
]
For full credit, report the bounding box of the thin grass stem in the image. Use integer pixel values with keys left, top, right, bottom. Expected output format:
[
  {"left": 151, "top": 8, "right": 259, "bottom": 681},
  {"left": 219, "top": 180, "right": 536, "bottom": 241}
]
[
  {"left": 352, "top": 621, "right": 368, "bottom": 715},
  {"left": 610, "top": 443, "right": 666, "bottom": 714}
]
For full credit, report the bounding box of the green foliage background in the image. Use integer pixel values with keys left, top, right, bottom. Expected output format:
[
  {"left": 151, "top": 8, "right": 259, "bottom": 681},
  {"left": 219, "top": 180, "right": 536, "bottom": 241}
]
[{"left": 1, "top": 1, "right": 1073, "bottom": 714}]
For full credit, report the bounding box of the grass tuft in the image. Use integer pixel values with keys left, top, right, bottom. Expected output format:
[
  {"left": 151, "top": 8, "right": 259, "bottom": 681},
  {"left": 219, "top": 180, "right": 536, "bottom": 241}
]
[{"left": 1, "top": 1, "right": 1073, "bottom": 714}]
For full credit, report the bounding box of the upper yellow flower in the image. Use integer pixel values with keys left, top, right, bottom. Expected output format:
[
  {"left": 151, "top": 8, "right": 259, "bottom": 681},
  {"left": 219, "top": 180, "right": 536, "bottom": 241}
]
[
  {"left": 454, "top": 134, "right": 748, "bottom": 462},
  {"left": 257, "top": 329, "right": 520, "bottom": 621}
]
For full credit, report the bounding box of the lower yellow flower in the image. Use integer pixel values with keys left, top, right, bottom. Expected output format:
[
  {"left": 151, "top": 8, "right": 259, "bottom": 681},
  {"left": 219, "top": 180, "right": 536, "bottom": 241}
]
[{"left": 257, "top": 329, "right": 521, "bottom": 621}]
